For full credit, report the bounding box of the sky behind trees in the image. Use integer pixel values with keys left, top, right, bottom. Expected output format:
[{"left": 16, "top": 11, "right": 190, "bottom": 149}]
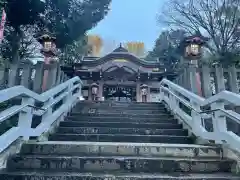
[{"left": 89, "top": 0, "right": 165, "bottom": 51}]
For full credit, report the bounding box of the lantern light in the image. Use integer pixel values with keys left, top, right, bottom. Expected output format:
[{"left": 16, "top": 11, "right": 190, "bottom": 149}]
[
  {"left": 140, "top": 84, "right": 148, "bottom": 95},
  {"left": 37, "top": 30, "right": 57, "bottom": 56},
  {"left": 91, "top": 83, "right": 99, "bottom": 95},
  {"left": 183, "top": 31, "right": 208, "bottom": 60}
]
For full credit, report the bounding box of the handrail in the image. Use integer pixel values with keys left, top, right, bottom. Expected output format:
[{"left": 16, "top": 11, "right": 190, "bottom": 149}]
[
  {"left": 0, "top": 76, "right": 82, "bottom": 153},
  {"left": 0, "top": 76, "right": 81, "bottom": 103},
  {"left": 160, "top": 78, "right": 240, "bottom": 152}
]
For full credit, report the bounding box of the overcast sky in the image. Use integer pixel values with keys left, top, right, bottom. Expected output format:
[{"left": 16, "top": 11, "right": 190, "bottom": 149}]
[{"left": 89, "top": 0, "right": 166, "bottom": 51}]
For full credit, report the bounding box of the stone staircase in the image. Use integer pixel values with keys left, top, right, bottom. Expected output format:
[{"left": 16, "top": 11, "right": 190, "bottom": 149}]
[{"left": 0, "top": 102, "right": 239, "bottom": 179}]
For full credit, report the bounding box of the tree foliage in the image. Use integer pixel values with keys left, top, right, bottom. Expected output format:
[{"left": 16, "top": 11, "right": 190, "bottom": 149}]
[
  {"left": 1, "top": 0, "right": 45, "bottom": 63},
  {"left": 42, "top": 0, "right": 111, "bottom": 49},
  {"left": 146, "top": 29, "right": 186, "bottom": 69},
  {"left": 59, "top": 36, "right": 89, "bottom": 65},
  {"left": 125, "top": 42, "right": 146, "bottom": 57},
  {"left": 159, "top": 0, "right": 240, "bottom": 64}
]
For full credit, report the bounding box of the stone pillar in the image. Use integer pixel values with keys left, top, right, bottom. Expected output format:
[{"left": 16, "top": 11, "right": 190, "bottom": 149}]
[
  {"left": 200, "top": 64, "right": 212, "bottom": 98},
  {"left": 33, "top": 61, "right": 44, "bottom": 93},
  {"left": 214, "top": 64, "right": 225, "bottom": 93},
  {"left": 136, "top": 82, "right": 141, "bottom": 102},
  {"left": 183, "top": 66, "right": 191, "bottom": 90},
  {"left": 228, "top": 65, "right": 238, "bottom": 93},
  {"left": 189, "top": 61, "right": 199, "bottom": 95},
  {"left": 21, "top": 62, "right": 32, "bottom": 88},
  {"left": 55, "top": 64, "right": 62, "bottom": 85},
  {"left": 60, "top": 71, "right": 65, "bottom": 83},
  {"left": 45, "top": 62, "right": 58, "bottom": 90}
]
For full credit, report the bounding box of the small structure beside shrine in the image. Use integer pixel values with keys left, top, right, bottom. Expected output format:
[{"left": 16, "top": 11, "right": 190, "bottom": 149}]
[{"left": 62, "top": 45, "right": 176, "bottom": 102}]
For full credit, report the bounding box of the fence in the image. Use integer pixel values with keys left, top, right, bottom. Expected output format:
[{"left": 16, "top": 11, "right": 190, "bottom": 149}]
[
  {"left": 173, "top": 63, "right": 240, "bottom": 98},
  {"left": 0, "top": 61, "right": 69, "bottom": 93}
]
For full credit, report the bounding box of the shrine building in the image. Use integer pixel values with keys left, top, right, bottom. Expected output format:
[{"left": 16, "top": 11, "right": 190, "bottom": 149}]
[{"left": 62, "top": 45, "right": 176, "bottom": 102}]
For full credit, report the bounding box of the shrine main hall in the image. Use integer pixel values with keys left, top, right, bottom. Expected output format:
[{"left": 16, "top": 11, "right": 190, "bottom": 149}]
[{"left": 62, "top": 45, "right": 176, "bottom": 102}]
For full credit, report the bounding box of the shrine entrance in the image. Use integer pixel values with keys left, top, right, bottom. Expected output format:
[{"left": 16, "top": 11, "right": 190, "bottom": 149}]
[{"left": 103, "top": 85, "right": 136, "bottom": 102}]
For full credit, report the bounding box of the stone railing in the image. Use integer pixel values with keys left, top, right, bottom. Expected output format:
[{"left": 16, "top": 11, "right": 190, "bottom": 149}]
[
  {"left": 160, "top": 78, "right": 240, "bottom": 152},
  {"left": 174, "top": 63, "right": 240, "bottom": 98},
  {"left": 0, "top": 77, "right": 82, "bottom": 153},
  {"left": 0, "top": 61, "right": 69, "bottom": 92}
]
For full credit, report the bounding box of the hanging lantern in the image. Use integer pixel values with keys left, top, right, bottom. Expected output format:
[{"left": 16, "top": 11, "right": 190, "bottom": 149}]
[
  {"left": 91, "top": 83, "right": 99, "bottom": 95},
  {"left": 37, "top": 29, "right": 57, "bottom": 57},
  {"left": 183, "top": 31, "right": 208, "bottom": 60}
]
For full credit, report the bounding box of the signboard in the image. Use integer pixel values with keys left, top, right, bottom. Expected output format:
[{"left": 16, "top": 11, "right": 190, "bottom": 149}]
[{"left": 113, "top": 59, "right": 127, "bottom": 62}]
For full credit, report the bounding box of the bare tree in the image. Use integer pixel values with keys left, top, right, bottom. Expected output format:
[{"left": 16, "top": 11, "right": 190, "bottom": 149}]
[{"left": 159, "top": 0, "right": 240, "bottom": 63}]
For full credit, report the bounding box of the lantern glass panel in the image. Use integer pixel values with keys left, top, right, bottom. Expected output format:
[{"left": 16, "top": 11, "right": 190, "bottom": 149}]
[
  {"left": 92, "top": 87, "right": 98, "bottom": 95},
  {"left": 190, "top": 44, "right": 199, "bottom": 55},
  {"left": 44, "top": 41, "right": 52, "bottom": 49}
]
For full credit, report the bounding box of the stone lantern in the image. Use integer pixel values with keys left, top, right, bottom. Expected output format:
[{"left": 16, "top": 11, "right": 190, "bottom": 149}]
[
  {"left": 37, "top": 30, "right": 57, "bottom": 91},
  {"left": 140, "top": 84, "right": 148, "bottom": 102},
  {"left": 181, "top": 31, "right": 208, "bottom": 96},
  {"left": 91, "top": 83, "right": 99, "bottom": 101}
]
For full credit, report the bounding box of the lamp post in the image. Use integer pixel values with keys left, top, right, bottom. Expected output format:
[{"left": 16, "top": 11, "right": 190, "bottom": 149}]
[
  {"left": 182, "top": 31, "right": 208, "bottom": 95},
  {"left": 37, "top": 30, "right": 57, "bottom": 91},
  {"left": 140, "top": 84, "right": 148, "bottom": 102},
  {"left": 91, "top": 83, "right": 99, "bottom": 101}
]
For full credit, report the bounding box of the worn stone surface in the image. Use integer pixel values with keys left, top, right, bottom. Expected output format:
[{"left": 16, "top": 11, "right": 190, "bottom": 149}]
[
  {"left": 48, "top": 134, "right": 193, "bottom": 144},
  {"left": 59, "top": 121, "right": 182, "bottom": 129},
  {"left": 66, "top": 116, "right": 177, "bottom": 123},
  {"left": 1, "top": 172, "right": 239, "bottom": 180},
  {"left": 7, "top": 155, "right": 234, "bottom": 173},
  {"left": 56, "top": 127, "right": 187, "bottom": 136},
  {"left": 20, "top": 142, "right": 221, "bottom": 158}
]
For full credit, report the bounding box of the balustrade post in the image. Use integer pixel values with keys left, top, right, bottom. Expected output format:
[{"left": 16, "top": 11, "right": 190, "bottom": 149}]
[
  {"left": 228, "top": 65, "right": 238, "bottom": 93},
  {"left": 211, "top": 102, "right": 227, "bottom": 144},
  {"left": 21, "top": 62, "right": 32, "bottom": 88},
  {"left": 41, "top": 97, "right": 53, "bottom": 123},
  {"left": 214, "top": 64, "right": 225, "bottom": 93},
  {"left": 63, "top": 81, "right": 74, "bottom": 113},
  {"left": 33, "top": 61, "right": 44, "bottom": 93},
  {"left": 200, "top": 64, "right": 212, "bottom": 98},
  {"left": 191, "top": 102, "right": 202, "bottom": 137},
  {"left": 18, "top": 97, "right": 34, "bottom": 140}
]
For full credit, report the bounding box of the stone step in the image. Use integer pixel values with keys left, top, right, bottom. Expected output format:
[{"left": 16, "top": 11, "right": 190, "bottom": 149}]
[
  {"left": 71, "top": 113, "right": 171, "bottom": 118},
  {"left": 6, "top": 155, "right": 234, "bottom": 173},
  {"left": 56, "top": 127, "right": 187, "bottom": 136},
  {"left": 66, "top": 116, "right": 177, "bottom": 123},
  {"left": 48, "top": 134, "right": 193, "bottom": 144},
  {"left": 2, "top": 171, "right": 239, "bottom": 180},
  {"left": 74, "top": 105, "right": 167, "bottom": 111},
  {"left": 20, "top": 142, "right": 222, "bottom": 159},
  {"left": 59, "top": 121, "right": 182, "bottom": 129},
  {"left": 95, "top": 110, "right": 166, "bottom": 114}
]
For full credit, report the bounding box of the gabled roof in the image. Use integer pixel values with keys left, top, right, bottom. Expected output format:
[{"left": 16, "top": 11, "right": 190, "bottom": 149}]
[{"left": 112, "top": 44, "right": 129, "bottom": 53}]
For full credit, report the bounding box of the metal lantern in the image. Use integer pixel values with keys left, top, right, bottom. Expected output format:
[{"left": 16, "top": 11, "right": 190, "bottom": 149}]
[
  {"left": 91, "top": 83, "right": 99, "bottom": 95},
  {"left": 140, "top": 84, "right": 148, "bottom": 95},
  {"left": 183, "top": 31, "right": 208, "bottom": 60}
]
